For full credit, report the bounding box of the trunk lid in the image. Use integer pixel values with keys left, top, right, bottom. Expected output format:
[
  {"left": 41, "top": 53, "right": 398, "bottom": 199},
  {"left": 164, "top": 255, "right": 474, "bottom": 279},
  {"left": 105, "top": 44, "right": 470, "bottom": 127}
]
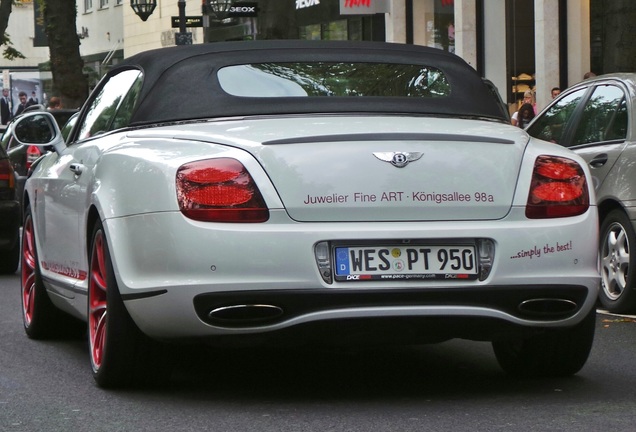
[{"left": 184, "top": 116, "right": 529, "bottom": 222}]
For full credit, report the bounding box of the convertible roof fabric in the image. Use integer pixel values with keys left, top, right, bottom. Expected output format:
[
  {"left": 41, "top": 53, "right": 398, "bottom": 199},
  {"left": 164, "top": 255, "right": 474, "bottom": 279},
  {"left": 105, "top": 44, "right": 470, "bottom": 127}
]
[{"left": 115, "top": 40, "right": 508, "bottom": 125}]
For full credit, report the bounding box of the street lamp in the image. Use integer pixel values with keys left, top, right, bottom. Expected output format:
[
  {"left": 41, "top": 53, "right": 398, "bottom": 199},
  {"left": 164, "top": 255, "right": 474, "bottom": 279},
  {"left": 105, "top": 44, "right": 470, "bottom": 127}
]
[
  {"left": 208, "top": 0, "right": 234, "bottom": 21},
  {"left": 130, "top": 0, "right": 157, "bottom": 21}
]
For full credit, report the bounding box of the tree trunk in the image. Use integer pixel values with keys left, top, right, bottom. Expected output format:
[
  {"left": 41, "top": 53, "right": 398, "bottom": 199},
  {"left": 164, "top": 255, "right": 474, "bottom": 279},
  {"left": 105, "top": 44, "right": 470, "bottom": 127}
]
[
  {"left": 0, "top": 0, "right": 11, "bottom": 44},
  {"left": 0, "top": 0, "right": 24, "bottom": 60},
  {"left": 0, "top": 0, "right": 13, "bottom": 40},
  {"left": 42, "top": 0, "right": 88, "bottom": 108}
]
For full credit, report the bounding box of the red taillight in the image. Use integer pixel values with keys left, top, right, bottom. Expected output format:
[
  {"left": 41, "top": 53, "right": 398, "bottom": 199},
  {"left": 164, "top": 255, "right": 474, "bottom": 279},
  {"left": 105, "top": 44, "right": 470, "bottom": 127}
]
[
  {"left": 26, "top": 146, "right": 41, "bottom": 170},
  {"left": 176, "top": 158, "right": 269, "bottom": 223},
  {"left": 526, "top": 155, "right": 590, "bottom": 219}
]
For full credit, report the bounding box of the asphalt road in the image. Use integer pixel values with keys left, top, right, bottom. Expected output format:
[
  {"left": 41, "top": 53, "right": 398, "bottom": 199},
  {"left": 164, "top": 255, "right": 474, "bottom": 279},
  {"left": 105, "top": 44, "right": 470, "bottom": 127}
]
[{"left": 1, "top": 271, "right": 636, "bottom": 432}]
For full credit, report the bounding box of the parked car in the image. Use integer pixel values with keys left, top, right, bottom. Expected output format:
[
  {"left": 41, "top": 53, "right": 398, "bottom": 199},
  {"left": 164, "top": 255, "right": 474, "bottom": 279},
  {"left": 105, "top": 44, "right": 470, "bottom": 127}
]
[
  {"left": 1, "top": 108, "right": 78, "bottom": 207},
  {"left": 526, "top": 74, "right": 636, "bottom": 313},
  {"left": 0, "top": 141, "right": 19, "bottom": 274},
  {"left": 13, "top": 40, "right": 600, "bottom": 388}
]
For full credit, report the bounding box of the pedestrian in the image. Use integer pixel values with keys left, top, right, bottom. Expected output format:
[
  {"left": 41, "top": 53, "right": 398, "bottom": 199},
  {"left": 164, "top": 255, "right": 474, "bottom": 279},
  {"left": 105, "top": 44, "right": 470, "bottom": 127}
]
[
  {"left": 48, "top": 96, "right": 62, "bottom": 110},
  {"left": 511, "top": 90, "right": 536, "bottom": 126},
  {"left": 0, "top": 88, "right": 11, "bottom": 125},
  {"left": 551, "top": 87, "right": 561, "bottom": 99},
  {"left": 26, "top": 91, "right": 39, "bottom": 107},
  {"left": 515, "top": 103, "right": 535, "bottom": 129},
  {"left": 13, "top": 91, "right": 28, "bottom": 117}
]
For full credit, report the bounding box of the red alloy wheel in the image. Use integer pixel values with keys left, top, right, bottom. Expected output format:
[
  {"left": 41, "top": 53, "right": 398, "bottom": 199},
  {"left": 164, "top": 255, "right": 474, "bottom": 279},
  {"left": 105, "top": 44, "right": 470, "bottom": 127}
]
[
  {"left": 88, "top": 230, "right": 108, "bottom": 371},
  {"left": 21, "top": 215, "right": 37, "bottom": 326},
  {"left": 86, "top": 223, "right": 167, "bottom": 388}
]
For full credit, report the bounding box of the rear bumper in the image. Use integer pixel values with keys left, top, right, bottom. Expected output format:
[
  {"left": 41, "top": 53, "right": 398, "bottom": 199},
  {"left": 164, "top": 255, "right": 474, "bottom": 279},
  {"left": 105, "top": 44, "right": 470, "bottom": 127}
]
[
  {"left": 97, "top": 207, "right": 600, "bottom": 341},
  {"left": 123, "top": 284, "right": 597, "bottom": 346}
]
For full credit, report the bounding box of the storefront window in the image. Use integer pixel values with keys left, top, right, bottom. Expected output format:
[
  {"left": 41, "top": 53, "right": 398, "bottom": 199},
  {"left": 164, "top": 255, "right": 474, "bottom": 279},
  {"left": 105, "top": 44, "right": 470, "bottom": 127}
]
[
  {"left": 323, "top": 20, "right": 348, "bottom": 40},
  {"left": 348, "top": 18, "right": 363, "bottom": 41},
  {"left": 420, "top": 0, "right": 455, "bottom": 53},
  {"left": 299, "top": 17, "right": 371, "bottom": 41},
  {"left": 506, "top": 0, "right": 535, "bottom": 108},
  {"left": 206, "top": 0, "right": 384, "bottom": 43},
  {"left": 299, "top": 24, "right": 321, "bottom": 40}
]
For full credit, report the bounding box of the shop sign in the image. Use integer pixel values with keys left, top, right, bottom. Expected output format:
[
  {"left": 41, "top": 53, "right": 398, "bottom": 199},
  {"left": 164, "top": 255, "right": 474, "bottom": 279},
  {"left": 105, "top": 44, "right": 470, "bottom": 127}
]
[
  {"left": 296, "top": 0, "right": 320, "bottom": 10},
  {"left": 171, "top": 16, "right": 204, "bottom": 28},
  {"left": 339, "top": 0, "right": 389, "bottom": 15},
  {"left": 228, "top": 2, "right": 259, "bottom": 17}
]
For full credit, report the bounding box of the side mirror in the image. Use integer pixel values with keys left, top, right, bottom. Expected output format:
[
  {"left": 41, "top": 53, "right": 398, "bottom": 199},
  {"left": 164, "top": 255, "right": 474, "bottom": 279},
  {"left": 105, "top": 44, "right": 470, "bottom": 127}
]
[{"left": 12, "top": 111, "right": 66, "bottom": 154}]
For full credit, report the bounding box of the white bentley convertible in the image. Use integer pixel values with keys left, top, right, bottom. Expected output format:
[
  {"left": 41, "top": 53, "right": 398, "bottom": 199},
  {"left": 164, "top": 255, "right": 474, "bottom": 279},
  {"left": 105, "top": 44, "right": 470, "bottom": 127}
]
[{"left": 13, "top": 40, "right": 599, "bottom": 388}]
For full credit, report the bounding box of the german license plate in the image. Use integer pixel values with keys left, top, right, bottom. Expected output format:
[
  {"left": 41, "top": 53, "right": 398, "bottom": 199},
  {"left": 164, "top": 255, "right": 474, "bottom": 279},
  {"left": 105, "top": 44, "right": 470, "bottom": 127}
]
[{"left": 334, "top": 245, "right": 478, "bottom": 281}]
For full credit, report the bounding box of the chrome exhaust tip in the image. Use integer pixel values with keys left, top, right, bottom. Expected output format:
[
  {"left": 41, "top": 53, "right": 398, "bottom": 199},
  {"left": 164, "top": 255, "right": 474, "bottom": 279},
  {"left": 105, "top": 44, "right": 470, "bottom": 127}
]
[
  {"left": 518, "top": 298, "right": 578, "bottom": 317},
  {"left": 208, "top": 304, "right": 284, "bottom": 324}
]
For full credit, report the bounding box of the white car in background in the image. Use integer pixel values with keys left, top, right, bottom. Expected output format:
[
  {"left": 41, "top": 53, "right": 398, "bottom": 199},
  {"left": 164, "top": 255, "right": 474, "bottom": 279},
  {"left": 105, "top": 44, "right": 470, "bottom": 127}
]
[{"left": 13, "top": 40, "right": 600, "bottom": 388}]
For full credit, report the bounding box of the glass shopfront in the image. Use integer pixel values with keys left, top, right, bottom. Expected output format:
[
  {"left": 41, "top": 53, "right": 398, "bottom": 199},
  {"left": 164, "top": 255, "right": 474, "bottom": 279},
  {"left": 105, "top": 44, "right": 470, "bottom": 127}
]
[
  {"left": 412, "top": 0, "right": 455, "bottom": 52},
  {"left": 204, "top": 0, "right": 385, "bottom": 43},
  {"left": 506, "top": 0, "right": 535, "bottom": 109},
  {"left": 423, "top": 0, "right": 455, "bottom": 52},
  {"left": 298, "top": 18, "right": 375, "bottom": 41}
]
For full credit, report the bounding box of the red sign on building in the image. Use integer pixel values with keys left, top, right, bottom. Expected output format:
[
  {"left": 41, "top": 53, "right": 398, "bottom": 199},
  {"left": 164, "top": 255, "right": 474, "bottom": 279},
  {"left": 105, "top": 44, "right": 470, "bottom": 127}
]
[{"left": 339, "top": 0, "right": 389, "bottom": 15}]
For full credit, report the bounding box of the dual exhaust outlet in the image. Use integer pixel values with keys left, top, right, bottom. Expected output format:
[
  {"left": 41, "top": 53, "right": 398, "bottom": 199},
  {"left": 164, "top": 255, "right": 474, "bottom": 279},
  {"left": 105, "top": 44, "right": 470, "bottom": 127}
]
[{"left": 207, "top": 298, "right": 579, "bottom": 325}]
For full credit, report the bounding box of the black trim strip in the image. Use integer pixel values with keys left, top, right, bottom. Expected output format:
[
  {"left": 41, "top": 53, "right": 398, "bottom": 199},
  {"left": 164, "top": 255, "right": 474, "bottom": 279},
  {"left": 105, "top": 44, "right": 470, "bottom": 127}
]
[
  {"left": 122, "top": 289, "right": 168, "bottom": 301},
  {"left": 263, "top": 133, "right": 515, "bottom": 145},
  {"left": 406, "top": 0, "right": 414, "bottom": 45},
  {"left": 559, "top": 0, "right": 568, "bottom": 89},
  {"left": 476, "top": 0, "right": 485, "bottom": 77},
  {"left": 41, "top": 274, "right": 168, "bottom": 300}
]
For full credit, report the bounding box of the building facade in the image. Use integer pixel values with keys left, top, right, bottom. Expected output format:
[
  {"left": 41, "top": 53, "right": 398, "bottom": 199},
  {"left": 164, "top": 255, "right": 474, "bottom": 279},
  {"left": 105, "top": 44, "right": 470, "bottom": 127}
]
[
  {"left": 0, "top": 0, "right": 124, "bottom": 111},
  {"left": 0, "top": 1, "right": 51, "bottom": 114},
  {"left": 0, "top": 0, "right": 629, "bottom": 116},
  {"left": 123, "top": 0, "right": 598, "bottom": 113},
  {"left": 77, "top": 0, "right": 125, "bottom": 90}
]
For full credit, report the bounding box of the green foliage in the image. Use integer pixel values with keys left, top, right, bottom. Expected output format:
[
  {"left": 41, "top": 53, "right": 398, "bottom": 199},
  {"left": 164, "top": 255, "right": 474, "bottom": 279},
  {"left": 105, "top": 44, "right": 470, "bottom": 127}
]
[
  {"left": 83, "top": 65, "right": 100, "bottom": 83},
  {"left": 3, "top": 45, "right": 25, "bottom": 60},
  {"left": 1, "top": 32, "right": 24, "bottom": 60}
]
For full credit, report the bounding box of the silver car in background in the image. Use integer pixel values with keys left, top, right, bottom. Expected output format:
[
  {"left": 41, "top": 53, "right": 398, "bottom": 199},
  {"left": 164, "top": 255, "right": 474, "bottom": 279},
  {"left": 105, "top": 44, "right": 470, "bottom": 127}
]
[{"left": 527, "top": 73, "right": 636, "bottom": 313}]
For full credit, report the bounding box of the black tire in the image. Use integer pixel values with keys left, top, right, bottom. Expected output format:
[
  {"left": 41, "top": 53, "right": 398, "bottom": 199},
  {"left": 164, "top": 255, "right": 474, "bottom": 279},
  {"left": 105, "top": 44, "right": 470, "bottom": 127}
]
[
  {"left": 492, "top": 308, "right": 596, "bottom": 377},
  {"left": 21, "top": 206, "right": 79, "bottom": 339},
  {"left": 0, "top": 236, "right": 20, "bottom": 274},
  {"left": 599, "top": 209, "right": 636, "bottom": 313},
  {"left": 88, "top": 220, "right": 169, "bottom": 388}
]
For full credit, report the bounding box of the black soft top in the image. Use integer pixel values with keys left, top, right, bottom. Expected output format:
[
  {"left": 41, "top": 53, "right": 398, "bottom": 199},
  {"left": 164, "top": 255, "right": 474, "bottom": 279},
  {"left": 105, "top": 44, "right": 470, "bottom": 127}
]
[{"left": 116, "top": 40, "right": 508, "bottom": 125}]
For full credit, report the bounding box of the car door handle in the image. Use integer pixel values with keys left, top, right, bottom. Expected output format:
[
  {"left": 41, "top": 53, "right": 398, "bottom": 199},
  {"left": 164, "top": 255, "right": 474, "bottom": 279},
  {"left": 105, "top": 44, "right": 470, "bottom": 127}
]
[
  {"left": 69, "top": 163, "right": 84, "bottom": 176},
  {"left": 589, "top": 154, "right": 608, "bottom": 168}
]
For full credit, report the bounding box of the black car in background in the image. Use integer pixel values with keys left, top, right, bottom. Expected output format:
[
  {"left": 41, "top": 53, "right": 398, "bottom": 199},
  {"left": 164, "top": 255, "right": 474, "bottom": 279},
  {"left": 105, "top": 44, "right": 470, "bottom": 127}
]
[
  {"left": 0, "top": 141, "right": 19, "bottom": 274},
  {"left": 1, "top": 108, "right": 78, "bottom": 207}
]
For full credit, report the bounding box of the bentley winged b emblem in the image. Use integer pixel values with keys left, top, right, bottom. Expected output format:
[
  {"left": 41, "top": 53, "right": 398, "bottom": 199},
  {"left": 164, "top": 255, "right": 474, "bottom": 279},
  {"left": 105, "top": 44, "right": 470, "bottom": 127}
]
[{"left": 373, "top": 152, "right": 424, "bottom": 168}]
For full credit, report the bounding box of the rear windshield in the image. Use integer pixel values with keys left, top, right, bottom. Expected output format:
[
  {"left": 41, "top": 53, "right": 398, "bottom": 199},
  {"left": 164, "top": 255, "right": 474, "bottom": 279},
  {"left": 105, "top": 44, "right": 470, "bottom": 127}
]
[{"left": 218, "top": 63, "right": 451, "bottom": 98}]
